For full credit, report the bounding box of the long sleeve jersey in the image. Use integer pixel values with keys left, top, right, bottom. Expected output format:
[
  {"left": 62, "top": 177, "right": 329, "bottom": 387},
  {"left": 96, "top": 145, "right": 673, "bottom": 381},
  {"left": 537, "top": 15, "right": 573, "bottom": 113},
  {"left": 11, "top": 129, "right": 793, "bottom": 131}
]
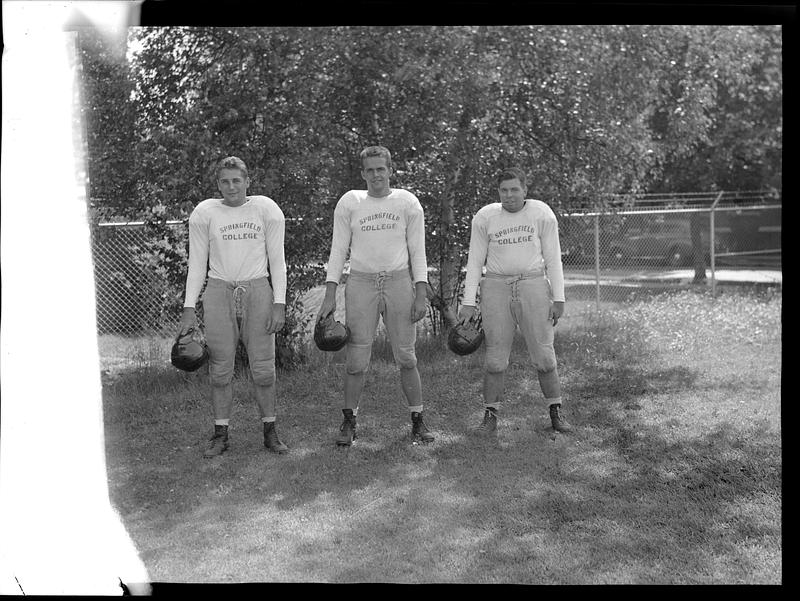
[
  {"left": 462, "top": 199, "right": 565, "bottom": 306},
  {"left": 325, "top": 188, "right": 428, "bottom": 284},
  {"left": 183, "top": 195, "right": 287, "bottom": 307}
]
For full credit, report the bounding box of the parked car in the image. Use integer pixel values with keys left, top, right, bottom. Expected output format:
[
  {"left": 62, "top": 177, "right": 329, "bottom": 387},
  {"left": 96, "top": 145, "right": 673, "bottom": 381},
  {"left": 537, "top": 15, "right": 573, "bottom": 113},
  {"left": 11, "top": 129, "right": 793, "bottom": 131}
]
[{"left": 606, "top": 216, "right": 729, "bottom": 267}]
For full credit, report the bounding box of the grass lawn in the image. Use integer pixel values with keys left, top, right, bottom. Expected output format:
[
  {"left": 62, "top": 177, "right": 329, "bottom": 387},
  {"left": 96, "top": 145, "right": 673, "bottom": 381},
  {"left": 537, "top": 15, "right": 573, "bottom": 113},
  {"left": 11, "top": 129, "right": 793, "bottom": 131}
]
[{"left": 101, "top": 287, "right": 781, "bottom": 584}]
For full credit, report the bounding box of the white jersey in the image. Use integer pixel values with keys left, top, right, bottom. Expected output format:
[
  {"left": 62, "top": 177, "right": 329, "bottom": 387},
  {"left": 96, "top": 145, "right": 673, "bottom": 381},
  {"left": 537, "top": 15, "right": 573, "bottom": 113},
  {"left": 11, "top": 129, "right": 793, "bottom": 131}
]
[
  {"left": 325, "top": 188, "right": 428, "bottom": 284},
  {"left": 183, "top": 195, "right": 287, "bottom": 307},
  {"left": 463, "top": 199, "right": 565, "bottom": 305}
]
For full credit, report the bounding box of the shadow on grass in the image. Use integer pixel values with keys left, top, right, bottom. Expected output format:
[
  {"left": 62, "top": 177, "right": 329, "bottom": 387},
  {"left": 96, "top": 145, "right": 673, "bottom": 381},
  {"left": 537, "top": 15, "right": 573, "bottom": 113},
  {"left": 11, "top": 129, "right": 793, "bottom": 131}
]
[{"left": 102, "top": 306, "right": 780, "bottom": 583}]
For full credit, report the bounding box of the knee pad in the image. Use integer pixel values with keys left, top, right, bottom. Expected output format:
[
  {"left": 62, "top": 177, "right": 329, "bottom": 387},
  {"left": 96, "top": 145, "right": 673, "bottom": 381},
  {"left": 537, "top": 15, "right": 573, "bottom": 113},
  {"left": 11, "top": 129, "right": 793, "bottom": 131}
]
[
  {"left": 533, "top": 349, "right": 558, "bottom": 373},
  {"left": 346, "top": 343, "right": 371, "bottom": 375},
  {"left": 249, "top": 360, "right": 276, "bottom": 387},
  {"left": 393, "top": 345, "right": 418, "bottom": 370},
  {"left": 484, "top": 352, "right": 509, "bottom": 374}
]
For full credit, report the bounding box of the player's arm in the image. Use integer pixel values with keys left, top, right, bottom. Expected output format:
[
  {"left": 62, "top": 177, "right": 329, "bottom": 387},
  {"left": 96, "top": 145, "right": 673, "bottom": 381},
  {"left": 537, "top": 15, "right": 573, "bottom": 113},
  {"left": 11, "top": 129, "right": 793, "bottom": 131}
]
[
  {"left": 180, "top": 210, "right": 209, "bottom": 334},
  {"left": 459, "top": 213, "right": 488, "bottom": 323},
  {"left": 411, "top": 281, "right": 428, "bottom": 323},
  {"left": 405, "top": 196, "right": 429, "bottom": 323},
  {"left": 318, "top": 282, "right": 339, "bottom": 322},
  {"left": 319, "top": 198, "right": 352, "bottom": 322},
  {"left": 264, "top": 206, "right": 287, "bottom": 334},
  {"left": 538, "top": 208, "right": 566, "bottom": 324}
]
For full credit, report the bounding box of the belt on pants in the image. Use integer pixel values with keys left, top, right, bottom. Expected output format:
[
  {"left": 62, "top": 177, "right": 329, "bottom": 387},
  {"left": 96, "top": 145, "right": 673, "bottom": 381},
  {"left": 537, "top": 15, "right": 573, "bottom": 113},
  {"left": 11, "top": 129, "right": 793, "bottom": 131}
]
[
  {"left": 484, "top": 270, "right": 545, "bottom": 302},
  {"left": 209, "top": 276, "right": 270, "bottom": 319},
  {"left": 484, "top": 270, "right": 545, "bottom": 283},
  {"left": 348, "top": 268, "right": 411, "bottom": 288}
]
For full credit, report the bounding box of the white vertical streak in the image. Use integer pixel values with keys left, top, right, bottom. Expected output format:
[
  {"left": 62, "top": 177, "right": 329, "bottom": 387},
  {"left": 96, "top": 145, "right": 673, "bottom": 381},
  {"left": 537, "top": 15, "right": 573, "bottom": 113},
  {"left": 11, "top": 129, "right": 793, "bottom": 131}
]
[{"left": 1, "top": 1, "right": 150, "bottom": 595}]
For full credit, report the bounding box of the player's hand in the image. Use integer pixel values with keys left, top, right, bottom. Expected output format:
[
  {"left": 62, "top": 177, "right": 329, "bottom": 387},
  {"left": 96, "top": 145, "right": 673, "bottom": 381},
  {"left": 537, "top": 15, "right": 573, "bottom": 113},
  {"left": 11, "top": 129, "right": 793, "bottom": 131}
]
[
  {"left": 266, "top": 303, "right": 286, "bottom": 334},
  {"left": 316, "top": 283, "right": 338, "bottom": 323},
  {"left": 178, "top": 307, "right": 197, "bottom": 336},
  {"left": 411, "top": 294, "right": 427, "bottom": 323},
  {"left": 457, "top": 305, "right": 476, "bottom": 325},
  {"left": 550, "top": 301, "right": 565, "bottom": 326},
  {"left": 316, "top": 297, "right": 336, "bottom": 323}
]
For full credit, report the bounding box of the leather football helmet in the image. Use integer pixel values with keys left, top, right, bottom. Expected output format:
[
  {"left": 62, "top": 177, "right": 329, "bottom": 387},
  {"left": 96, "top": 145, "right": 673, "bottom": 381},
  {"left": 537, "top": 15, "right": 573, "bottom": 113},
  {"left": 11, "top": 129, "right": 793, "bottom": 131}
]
[
  {"left": 314, "top": 313, "right": 350, "bottom": 352},
  {"left": 447, "top": 316, "right": 485, "bottom": 356},
  {"left": 170, "top": 326, "right": 209, "bottom": 372}
]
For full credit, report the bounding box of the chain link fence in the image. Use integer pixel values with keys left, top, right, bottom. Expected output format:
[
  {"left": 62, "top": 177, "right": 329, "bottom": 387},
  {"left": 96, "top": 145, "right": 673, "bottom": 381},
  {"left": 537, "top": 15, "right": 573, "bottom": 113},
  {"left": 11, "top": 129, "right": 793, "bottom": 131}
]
[
  {"left": 91, "top": 190, "right": 781, "bottom": 346},
  {"left": 91, "top": 221, "right": 188, "bottom": 336},
  {"left": 558, "top": 191, "right": 781, "bottom": 310}
]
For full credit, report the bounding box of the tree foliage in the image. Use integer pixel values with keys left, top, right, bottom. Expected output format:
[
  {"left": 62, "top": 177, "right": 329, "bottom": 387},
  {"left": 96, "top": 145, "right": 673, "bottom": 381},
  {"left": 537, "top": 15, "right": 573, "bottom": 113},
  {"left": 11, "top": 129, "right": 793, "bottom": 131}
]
[{"left": 79, "top": 25, "right": 782, "bottom": 364}]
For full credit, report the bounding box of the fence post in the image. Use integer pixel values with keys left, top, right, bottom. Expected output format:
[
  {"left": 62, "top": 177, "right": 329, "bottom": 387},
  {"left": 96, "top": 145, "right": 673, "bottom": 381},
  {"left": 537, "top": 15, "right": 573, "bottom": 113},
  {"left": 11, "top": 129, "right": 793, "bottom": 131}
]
[
  {"left": 710, "top": 192, "right": 724, "bottom": 298},
  {"left": 594, "top": 213, "right": 600, "bottom": 311}
]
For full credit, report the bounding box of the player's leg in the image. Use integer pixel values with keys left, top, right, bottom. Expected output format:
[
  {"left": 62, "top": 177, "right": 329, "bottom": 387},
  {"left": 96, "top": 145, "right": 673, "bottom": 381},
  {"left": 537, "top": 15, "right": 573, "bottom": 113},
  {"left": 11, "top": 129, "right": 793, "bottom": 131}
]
[
  {"left": 338, "top": 273, "right": 380, "bottom": 445},
  {"left": 242, "top": 278, "right": 287, "bottom": 453},
  {"left": 383, "top": 272, "right": 433, "bottom": 442},
  {"left": 480, "top": 372, "right": 505, "bottom": 432},
  {"left": 210, "top": 386, "right": 235, "bottom": 422},
  {"left": 517, "top": 277, "right": 573, "bottom": 433},
  {"left": 200, "top": 280, "right": 239, "bottom": 456},
  {"left": 477, "top": 278, "right": 515, "bottom": 433}
]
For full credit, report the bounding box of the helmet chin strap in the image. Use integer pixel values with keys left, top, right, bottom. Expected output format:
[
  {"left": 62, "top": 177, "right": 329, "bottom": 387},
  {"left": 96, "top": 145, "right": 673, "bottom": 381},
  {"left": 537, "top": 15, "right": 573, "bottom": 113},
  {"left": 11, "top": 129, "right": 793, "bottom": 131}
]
[{"left": 176, "top": 326, "right": 195, "bottom": 344}]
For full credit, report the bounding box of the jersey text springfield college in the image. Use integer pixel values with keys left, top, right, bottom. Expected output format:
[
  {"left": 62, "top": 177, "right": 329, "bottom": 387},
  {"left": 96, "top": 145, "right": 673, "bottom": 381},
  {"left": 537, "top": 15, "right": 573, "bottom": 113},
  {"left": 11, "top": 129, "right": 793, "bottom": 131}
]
[
  {"left": 462, "top": 199, "right": 565, "bottom": 306},
  {"left": 183, "top": 195, "right": 287, "bottom": 308},
  {"left": 492, "top": 224, "right": 536, "bottom": 245},
  {"left": 218, "top": 221, "right": 262, "bottom": 239},
  {"left": 359, "top": 211, "right": 401, "bottom": 231},
  {"left": 326, "top": 189, "right": 427, "bottom": 284}
]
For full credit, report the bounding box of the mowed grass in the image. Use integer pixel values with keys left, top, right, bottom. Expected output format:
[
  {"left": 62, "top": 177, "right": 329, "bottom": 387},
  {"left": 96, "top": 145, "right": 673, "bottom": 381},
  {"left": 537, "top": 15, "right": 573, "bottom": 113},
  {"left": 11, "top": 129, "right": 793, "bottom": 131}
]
[{"left": 100, "top": 287, "right": 781, "bottom": 584}]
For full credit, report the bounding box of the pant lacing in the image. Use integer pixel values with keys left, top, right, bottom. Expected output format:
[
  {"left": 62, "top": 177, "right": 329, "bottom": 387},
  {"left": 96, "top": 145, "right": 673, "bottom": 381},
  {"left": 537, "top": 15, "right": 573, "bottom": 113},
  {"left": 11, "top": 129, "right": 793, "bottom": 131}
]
[
  {"left": 233, "top": 285, "right": 247, "bottom": 317},
  {"left": 231, "top": 284, "right": 249, "bottom": 333},
  {"left": 374, "top": 271, "right": 389, "bottom": 288}
]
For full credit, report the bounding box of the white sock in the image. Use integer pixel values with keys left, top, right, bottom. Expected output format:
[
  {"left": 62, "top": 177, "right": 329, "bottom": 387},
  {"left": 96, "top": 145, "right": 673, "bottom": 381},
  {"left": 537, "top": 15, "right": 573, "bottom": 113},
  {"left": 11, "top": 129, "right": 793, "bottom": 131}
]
[
  {"left": 408, "top": 405, "right": 423, "bottom": 414},
  {"left": 547, "top": 398, "right": 562, "bottom": 407},
  {"left": 215, "top": 419, "right": 230, "bottom": 426},
  {"left": 262, "top": 416, "right": 276, "bottom": 423}
]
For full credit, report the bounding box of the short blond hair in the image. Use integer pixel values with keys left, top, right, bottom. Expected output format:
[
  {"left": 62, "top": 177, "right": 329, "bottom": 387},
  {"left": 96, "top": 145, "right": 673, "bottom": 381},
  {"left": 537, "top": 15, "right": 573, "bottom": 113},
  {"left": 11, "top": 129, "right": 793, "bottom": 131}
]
[
  {"left": 497, "top": 167, "right": 527, "bottom": 187},
  {"left": 360, "top": 146, "right": 392, "bottom": 169},
  {"left": 215, "top": 156, "right": 248, "bottom": 179}
]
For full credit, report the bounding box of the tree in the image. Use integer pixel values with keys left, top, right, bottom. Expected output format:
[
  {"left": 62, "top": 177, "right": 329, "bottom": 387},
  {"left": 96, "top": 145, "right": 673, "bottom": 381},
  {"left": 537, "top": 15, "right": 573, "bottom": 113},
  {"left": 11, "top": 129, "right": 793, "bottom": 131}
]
[
  {"left": 643, "top": 26, "right": 782, "bottom": 281},
  {"left": 78, "top": 28, "right": 138, "bottom": 221},
  {"left": 81, "top": 25, "right": 782, "bottom": 361}
]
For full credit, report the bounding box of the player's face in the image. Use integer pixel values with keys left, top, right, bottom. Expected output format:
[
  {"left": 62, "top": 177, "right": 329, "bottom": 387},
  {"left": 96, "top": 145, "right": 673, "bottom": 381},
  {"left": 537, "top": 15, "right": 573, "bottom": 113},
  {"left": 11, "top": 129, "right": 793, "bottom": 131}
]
[
  {"left": 498, "top": 177, "right": 526, "bottom": 213},
  {"left": 361, "top": 156, "right": 392, "bottom": 197},
  {"left": 217, "top": 168, "right": 249, "bottom": 206}
]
